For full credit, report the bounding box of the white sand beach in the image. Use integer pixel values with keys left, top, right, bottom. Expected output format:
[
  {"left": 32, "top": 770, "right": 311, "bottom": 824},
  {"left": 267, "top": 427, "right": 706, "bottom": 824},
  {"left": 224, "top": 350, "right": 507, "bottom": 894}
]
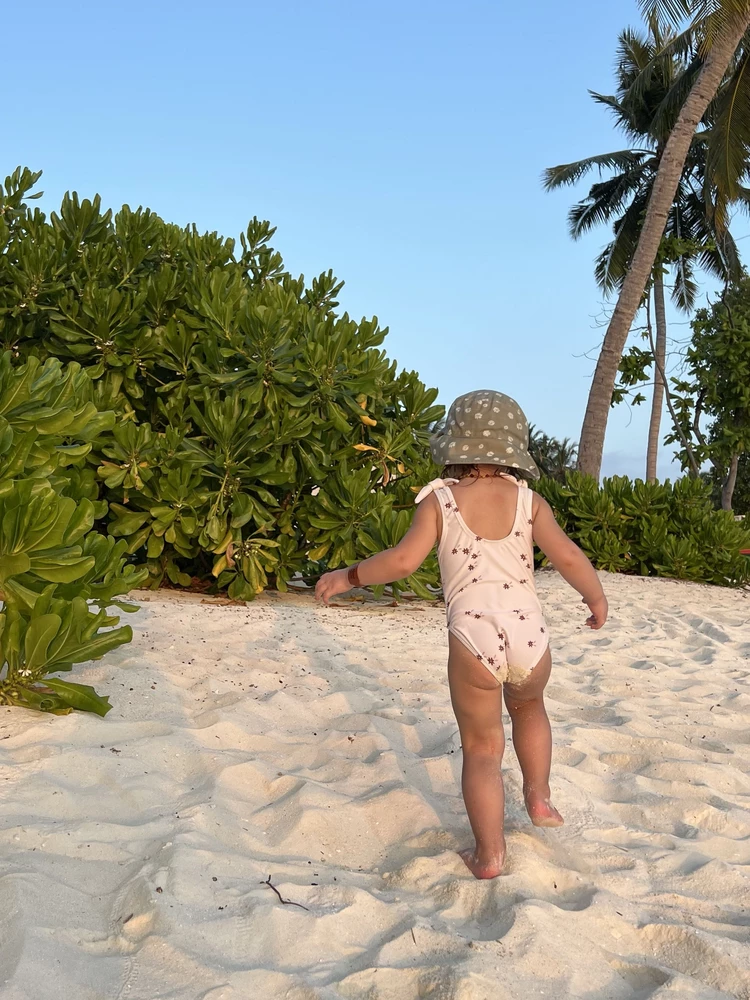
[{"left": 1, "top": 571, "right": 749, "bottom": 1000}]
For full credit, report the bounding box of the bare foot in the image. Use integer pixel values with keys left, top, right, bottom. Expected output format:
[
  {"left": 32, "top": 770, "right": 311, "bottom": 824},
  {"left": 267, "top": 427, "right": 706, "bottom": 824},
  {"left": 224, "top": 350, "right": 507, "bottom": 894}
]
[
  {"left": 525, "top": 792, "right": 564, "bottom": 828},
  {"left": 459, "top": 847, "right": 506, "bottom": 879}
]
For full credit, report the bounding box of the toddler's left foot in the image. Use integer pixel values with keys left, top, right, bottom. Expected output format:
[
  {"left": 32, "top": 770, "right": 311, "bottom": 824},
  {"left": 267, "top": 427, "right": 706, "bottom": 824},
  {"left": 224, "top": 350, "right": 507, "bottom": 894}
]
[{"left": 525, "top": 792, "right": 564, "bottom": 828}]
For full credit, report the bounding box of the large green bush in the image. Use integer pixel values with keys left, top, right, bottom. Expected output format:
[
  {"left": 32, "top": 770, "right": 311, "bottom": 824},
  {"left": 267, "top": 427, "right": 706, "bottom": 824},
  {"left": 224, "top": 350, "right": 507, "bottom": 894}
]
[
  {"left": 537, "top": 472, "right": 750, "bottom": 586},
  {"left": 1, "top": 167, "right": 444, "bottom": 601},
  {"left": 0, "top": 353, "right": 146, "bottom": 714}
]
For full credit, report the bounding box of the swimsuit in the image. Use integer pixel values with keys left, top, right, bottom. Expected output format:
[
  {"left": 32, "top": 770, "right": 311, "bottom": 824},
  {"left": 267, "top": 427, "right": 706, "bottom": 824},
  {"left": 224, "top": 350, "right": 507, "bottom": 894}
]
[{"left": 415, "top": 477, "right": 549, "bottom": 684}]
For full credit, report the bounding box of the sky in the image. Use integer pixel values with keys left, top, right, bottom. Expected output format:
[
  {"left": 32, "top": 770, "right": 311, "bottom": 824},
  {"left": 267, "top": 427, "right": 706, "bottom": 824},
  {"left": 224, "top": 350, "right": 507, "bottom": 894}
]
[{"left": 6, "top": 0, "right": 747, "bottom": 479}]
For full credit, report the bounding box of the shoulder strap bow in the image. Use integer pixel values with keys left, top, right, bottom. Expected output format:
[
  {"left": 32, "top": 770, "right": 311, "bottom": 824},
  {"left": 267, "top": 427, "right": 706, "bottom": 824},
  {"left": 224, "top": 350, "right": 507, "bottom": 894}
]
[{"left": 414, "top": 478, "right": 459, "bottom": 504}]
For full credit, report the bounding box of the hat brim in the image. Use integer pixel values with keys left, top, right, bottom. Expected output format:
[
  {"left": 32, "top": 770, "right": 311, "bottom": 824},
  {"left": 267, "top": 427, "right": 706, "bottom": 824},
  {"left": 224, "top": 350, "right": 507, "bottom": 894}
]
[{"left": 430, "top": 434, "right": 540, "bottom": 479}]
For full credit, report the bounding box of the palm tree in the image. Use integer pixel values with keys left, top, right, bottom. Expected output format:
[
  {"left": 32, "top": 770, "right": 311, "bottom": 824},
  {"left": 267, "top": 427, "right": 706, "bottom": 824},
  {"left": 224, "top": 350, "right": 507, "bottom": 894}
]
[
  {"left": 575, "top": 0, "right": 750, "bottom": 478},
  {"left": 545, "top": 19, "right": 741, "bottom": 482},
  {"left": 529, "top": 426, "right": 578, "bottom": 481},
  {"left": 548, "top": 438, "right": 579, "bottom": 480}
]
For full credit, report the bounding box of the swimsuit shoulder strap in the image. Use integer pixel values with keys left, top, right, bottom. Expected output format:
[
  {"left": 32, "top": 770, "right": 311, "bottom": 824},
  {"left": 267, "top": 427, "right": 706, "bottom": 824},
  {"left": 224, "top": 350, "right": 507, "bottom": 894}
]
[{"left": 518, "top": 483, "right": 535, "bottom": 528}]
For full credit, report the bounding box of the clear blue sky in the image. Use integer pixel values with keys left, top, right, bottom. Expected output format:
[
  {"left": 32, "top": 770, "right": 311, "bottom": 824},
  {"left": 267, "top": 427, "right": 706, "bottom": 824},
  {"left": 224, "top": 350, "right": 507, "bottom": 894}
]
[{"left": 7, "top": 0, "right": 746, "bottom": 478}]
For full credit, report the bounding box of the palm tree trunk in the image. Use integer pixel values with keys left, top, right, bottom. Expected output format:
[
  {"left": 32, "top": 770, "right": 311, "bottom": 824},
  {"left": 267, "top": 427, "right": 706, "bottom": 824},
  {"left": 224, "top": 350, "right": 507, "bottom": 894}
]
[
  {"left": 646, "top": 273, "right": 668, "bottom": 483},
  {"left": 721, "top": 453, "right": 740, "bottom": 511},
  {"left": 576, "top": 12, "right": 750, "bottom": 479}
]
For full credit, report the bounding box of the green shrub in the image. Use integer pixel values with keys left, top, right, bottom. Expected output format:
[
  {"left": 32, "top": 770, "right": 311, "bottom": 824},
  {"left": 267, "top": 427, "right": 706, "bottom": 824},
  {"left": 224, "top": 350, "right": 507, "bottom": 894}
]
[
  {"left": 2, "top": 167, "right": 443, "bottom": 600},
  {"left": 536, "top": 472, "right": 750, "bottom": 586},
  {"left": 0, "top": 352, "right": 146, "bottom": 715}
]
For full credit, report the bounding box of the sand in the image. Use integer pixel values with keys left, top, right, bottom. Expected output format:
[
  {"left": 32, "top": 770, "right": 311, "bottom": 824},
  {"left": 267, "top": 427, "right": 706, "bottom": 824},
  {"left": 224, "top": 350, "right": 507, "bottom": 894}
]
[{"left": 0, "top": 570, "right": 749, "bottom": 1000}]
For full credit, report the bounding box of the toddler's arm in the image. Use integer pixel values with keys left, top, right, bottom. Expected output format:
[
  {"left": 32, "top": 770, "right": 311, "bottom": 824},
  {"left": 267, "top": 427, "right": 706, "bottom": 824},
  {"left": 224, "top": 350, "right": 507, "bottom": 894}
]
[
  {"left": 315, "top": 495, "right": 439, "bottom": 604},
  {"left": 532, "top": 495, "right": 608, "bottom": 629}
]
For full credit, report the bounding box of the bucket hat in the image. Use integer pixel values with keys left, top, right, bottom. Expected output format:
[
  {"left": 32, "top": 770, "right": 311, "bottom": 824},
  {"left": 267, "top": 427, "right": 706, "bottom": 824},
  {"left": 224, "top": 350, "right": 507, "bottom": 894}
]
[{"left": 430, "top": 390, "right": 540, "bottom": 479}]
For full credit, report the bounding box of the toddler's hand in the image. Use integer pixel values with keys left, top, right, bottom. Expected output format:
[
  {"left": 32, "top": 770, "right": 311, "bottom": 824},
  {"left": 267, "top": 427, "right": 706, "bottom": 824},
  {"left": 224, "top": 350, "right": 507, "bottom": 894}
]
[
  {"left": 584, "top": 594, "right": 608, "bottom": 630},
  {"left": 315, "top": 569, "right": 351, "bottom": 605}
]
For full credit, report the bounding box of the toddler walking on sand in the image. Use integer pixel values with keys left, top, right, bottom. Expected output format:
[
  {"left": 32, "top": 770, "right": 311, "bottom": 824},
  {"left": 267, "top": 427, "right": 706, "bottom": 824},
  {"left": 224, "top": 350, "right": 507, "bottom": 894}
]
[{"left": 316, "top": 391, "right": 607, "bottom": 879}]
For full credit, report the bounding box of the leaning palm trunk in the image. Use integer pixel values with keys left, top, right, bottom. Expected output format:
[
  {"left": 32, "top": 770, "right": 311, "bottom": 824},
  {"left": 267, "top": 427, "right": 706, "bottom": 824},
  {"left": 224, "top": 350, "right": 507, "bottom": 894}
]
[
  {"left": 577, "top": 12, "right": 750, "bottom": 479},
  {"left": 647, "top": 272, "right": 668, "bottom": 482}
]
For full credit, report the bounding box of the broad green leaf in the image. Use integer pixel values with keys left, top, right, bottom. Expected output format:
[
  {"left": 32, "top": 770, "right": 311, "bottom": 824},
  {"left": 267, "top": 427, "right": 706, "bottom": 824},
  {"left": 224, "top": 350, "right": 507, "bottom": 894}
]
[
  {"left": 28, "top": 555, "right": 96, "bottom": 582},
  {"left": 3, "top": 577, "right": 44, "bottom": 611},
  {"left": 230, "top": 494, "right": 254, "bottom": 528},
  {"left": 125, "top": 525, "right": 151, "bottom": 554},
  {"left": 103, "top": 469, "right": 127, "bottom": 488},
  {"left": 307, "top": 542, "right": 331, "bottom": 560},
  {"left": 108, "top": 511, "right": 151, "bottom": 537},
  {"left": 147, "top": 533, "right": 164, "bottom": 558},
  {"left": 55, "top": 443, "right": 92, "bottom": 459},
  {"left": 24, "top": 614, "right": 63, "bottom": 670},
  {"left": 0, "top": 552, "right": 31, "bottom": 582},
  {"left": 46, "top": 624, "right": 134, "bottom": 669},
  {"left": 42, "top": 678, "right": 113, "bottom": 716},
  {"left": 6, "top": 687, "right": 74, "bottom": 714}
]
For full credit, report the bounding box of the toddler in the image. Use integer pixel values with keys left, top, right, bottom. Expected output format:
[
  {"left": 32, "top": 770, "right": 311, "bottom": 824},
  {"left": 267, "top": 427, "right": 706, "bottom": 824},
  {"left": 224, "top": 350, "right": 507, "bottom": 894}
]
[{"left": 316, "top": 390, "right": 607, "bottom": 879}]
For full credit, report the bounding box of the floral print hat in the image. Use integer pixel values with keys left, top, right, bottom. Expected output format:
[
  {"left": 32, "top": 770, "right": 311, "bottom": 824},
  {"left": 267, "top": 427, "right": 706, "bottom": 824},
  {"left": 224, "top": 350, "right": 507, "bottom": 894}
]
[{"left": 430, "top": 389, "right": 540, "bottom": 479}]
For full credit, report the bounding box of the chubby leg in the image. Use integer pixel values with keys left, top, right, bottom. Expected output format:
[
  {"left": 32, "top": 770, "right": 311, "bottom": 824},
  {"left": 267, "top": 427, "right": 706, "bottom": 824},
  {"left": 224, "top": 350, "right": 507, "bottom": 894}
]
[
  {"left": 503, "top": 649, "right": 563, "bottom": 828},
  {"left": 447, "top": 633, "right": 506, "bottom": 879}
]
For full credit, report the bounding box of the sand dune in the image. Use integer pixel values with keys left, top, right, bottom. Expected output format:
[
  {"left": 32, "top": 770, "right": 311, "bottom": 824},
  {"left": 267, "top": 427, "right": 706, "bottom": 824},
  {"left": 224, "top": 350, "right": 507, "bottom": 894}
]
[{"left": 0, "top": 571, "right": 748, "bottom": 1000}]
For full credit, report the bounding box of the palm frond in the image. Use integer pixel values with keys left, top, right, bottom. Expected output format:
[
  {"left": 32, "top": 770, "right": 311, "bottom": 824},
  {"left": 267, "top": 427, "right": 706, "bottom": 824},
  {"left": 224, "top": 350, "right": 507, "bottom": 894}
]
[
  {"left": 696, "top": 2, "right": 750, "bottom": 51},
  {"left": 589, "top": 92, "right": 644, "bottom": 138},
  {"left": 594, "top": 243, "right": 623, "bottom": 295},
  {"left": 671, "top": 251, "right": 699, "bottom": 309},
  {"left": 696, "top": 39, "right": 747, "bottom": 128},
  {"left": 637, "top": 0, "right": 692, "bottom": 28},
  {"left": 543, "top": 150, "right": 650, "bottom": 190},
  {"left": 619, "top": 25, "right": 659, "bottom": 71},
  {"left": 567, "top": 167, "right": 651, "bottom": 237},
  {"left": 698, "top": 227, "right": 743, "bottom": 278},
  {"left": 589, "top": 92, "right": 624, "bottom": 110},
  {"left": 647, "top": 53, "right": 706, "bottom": 139},
  {"left": 629, "top": 32, "right": 698, "bottom": 115},
  {"left": 674, "top": 184, "right": 716, "bottom": 241},
  {"left": 594, "top": 192, "right": 652, "bottom": 291},
  {"left": 735, "top": 183, "right": 750, "bottom": 210},
  {"left": 706, "top": 46, "right": 750, "bottom": 215},
  {"left": 616, "top": 28, "right": 662, "bottom": 110},
  {"left": 639, "top": 1, "right": 750, "bottom": 35},
  {"left": 669, "top": 178, "right": 742, "bottom": 280}
]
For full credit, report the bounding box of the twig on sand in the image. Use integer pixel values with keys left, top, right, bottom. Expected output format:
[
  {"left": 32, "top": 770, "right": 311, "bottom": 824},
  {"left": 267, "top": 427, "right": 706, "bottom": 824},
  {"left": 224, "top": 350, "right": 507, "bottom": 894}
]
[
  {"left": 261, "top": 875, "right": 310, "bottom": 911},
  {"left": 411, "top": 928, "right": 417, "bottom": 946}
]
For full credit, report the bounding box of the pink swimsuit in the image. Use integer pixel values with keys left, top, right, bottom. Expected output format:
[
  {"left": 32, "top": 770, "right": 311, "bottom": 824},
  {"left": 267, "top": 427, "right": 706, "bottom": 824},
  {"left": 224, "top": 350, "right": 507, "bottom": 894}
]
[{"left": 416, "top": 477, "right": 549, "bottom": 684}]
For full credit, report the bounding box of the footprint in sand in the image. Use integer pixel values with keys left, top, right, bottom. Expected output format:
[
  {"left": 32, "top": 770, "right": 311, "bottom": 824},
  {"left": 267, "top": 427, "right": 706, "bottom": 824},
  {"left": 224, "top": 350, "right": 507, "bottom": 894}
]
[{"left": 576, "top": 706, "right": 628, "bottom": 726}]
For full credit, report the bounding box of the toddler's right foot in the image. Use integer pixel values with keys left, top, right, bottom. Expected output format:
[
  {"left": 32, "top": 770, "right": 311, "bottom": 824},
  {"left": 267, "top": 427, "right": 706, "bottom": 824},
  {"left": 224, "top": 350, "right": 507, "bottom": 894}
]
[
  {"left": 525, "top": 792, "right": 564, "bottom": 827},
  {"left": 459, "top": 847, "right": 506, "bottom": 880}
]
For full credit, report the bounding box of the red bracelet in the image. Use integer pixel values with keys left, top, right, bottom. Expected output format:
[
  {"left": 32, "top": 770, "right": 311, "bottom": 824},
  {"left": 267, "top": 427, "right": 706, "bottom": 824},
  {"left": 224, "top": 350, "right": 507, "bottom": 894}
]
[{"left": 347, "top": 563, "right": 362, "bottom": 588}]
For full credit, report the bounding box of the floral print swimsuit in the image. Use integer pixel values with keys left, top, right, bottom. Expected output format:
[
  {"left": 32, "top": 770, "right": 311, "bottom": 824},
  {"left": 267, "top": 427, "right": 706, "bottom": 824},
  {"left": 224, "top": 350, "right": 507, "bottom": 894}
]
[{"left": 416, "top": 477, "right": 549, "bottom": 685}]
